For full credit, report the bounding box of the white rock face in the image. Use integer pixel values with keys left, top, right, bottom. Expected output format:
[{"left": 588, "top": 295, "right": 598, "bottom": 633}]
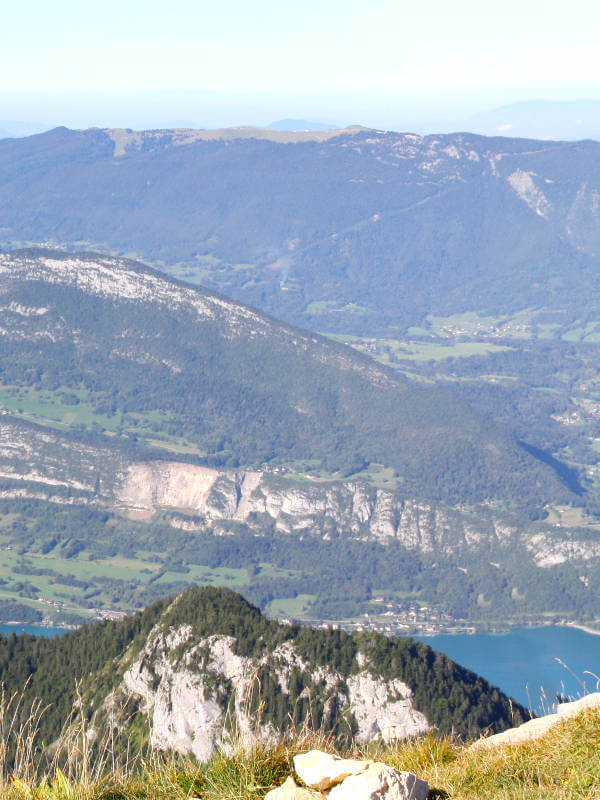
[
  {"left": 115, "top": 458, "right": 600, "bottom": 563},
  {"left": 327, "top": 763, "right": 429, "bottom": 800},
  {"left": 122, "top": 628, "right": 269, "bottom": 761},
  {"left": 293, "top": 751, "right": 371, "bottom": 790},
  {"left": 507, "top": 170, "right": 551, "bottom": 217},
  {"left": 115, "top": 460, "right": 491, "bottom": 553},
  {"left": 118, "top": 462, "right": 219, "bottom": 511},
  {"left": 471, "top": 692, "right": 600, "bottom": 750},
  {"left": 346, "top": 674, "right": 428, "bottom": 743},
  {"left": 525, "top": 533, "right": 600, "bottom": 566},
  {"left": 118, "top": 625, "right": 430, "bottom": 761}
]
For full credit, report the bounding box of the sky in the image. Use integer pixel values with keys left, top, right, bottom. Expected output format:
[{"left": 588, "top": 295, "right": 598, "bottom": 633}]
[{"left": 2, "top": 0, "right": 600, "bottom": 131}]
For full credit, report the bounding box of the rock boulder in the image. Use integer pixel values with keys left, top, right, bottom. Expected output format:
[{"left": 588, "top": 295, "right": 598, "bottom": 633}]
[
  {"left": 265, "top": 776, "right": 325, "bottom": 800},
  {"left": 327, "top": 762, "right": 429, "bottom": 800},
  {"left": 293, "top": 751, "right": 372, "bottom": 791}
]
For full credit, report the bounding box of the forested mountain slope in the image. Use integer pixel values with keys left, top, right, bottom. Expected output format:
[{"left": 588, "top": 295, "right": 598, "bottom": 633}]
[
  {"left": 0, "top": 126, "right": 599, "bottom": 334},
  {"left": 0, "top": 248, "right": 568, "bottom": 506},
  {"left": 0, "top": 248, "right": 597, "bottom": 630},
  {"left": 0, "top": 586, "right": 530, "bottom": 760}
]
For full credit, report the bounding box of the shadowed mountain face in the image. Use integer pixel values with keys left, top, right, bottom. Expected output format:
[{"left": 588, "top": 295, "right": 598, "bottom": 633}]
[
  {"left": 0, "top": 127, "right": 599, "bottom": 334},
  {"left": 0, "top": 249, "right": 572, "bottom": 506}
]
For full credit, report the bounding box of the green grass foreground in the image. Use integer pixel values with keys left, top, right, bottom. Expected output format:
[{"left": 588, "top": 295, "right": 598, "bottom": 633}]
[{"left": 0, "top": 708, "right": 599, "bottom": 800}]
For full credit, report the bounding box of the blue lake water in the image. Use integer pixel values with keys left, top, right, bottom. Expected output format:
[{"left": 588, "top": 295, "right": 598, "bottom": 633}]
[
  {"left": 417, "top": 625, "right": 600, "bottom": 714},
  {"left": 0, "top": 623, "right": 66, "bottom": 638}
]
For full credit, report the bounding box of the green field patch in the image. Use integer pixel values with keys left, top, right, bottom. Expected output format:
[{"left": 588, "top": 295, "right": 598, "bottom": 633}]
[
  {"left": 394, "top": 341, "right": 512, "bottom": 362},
  {"left": 0, "top": 573, "right": 83, "bottom": 605},
  {"left": 543, "top": 505, "right": 600, "bottom": 529},
  {"left": 257, "top": 564, "right": 302, "bottom": 580},
  {"left": 267, "top": 594, "right": 316, "bottom": 619},
  {"left": 536, "top": 323, "right": 562, "bottom": 338},
  {"left": 100, "top": 556, "right": 161, "bottom": 572},
  {"left": 305, "top": 300, "right": 337, "bottom": 315},
  {"left": 350, "top": 463, "right": 397, "bottom": 489},
  {"left": 230, "top": 262, "right": 257, "bottom": 271},
  {"left": 143, "top": 437, "right": 205, "bottom": 456},
  {"left": 563, "top": 327, "right": 586, "bottom": 342},
  {"left": 0, "top": 385, "right": 123, "bottom": 431},
  {"left": 164, "top": 267, "right": 212, "bottom": 285},
  {"left": 405, "top": 326, "right": 431, "bottom": 337},
  {"left": 424, "top": 308, "right": 551, "bottom": 340},
  {"left": 426, "top": 311, "right": 503, "bottom": 337},
  {"left": 274, "top": 459, "right": 339, "bottom": 483},
  {"left": 2, "top": 552, "right": 160, "bottom": 587},
  {"left": 325, "top": 334, "right": 512, "bottom": 364},
  {"left": 164, "top": 254, "right": 263, "bottom": 286},
  {"left": 156, "top": 565, "right": 249, "bottom": 587},
  {"left": 0, "top": 383, "right": 197, "bottom": 452}
]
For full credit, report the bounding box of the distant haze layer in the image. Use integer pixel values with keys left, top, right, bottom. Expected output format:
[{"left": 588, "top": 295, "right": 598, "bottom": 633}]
[{"left": 1, "top": 92, "right": 600, "bottom": 141}]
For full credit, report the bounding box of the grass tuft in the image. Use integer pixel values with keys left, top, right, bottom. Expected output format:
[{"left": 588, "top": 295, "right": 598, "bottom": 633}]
[{"left": 0, "top": 685, "right": 598, "bottom": 799}]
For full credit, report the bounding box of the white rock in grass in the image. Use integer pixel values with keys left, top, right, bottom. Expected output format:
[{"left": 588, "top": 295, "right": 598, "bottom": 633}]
[
  {"left": 293, "top": 751, "right": 372, "bottom": 790},
  {"left": 471, "top": 692, "right": 600, "bottom": 751},
  {"left": 264, "top": 775, "right": 325, "bottom": 800},
  {"left": 328, "top": 762, "right": 429, "bottom": 800}
]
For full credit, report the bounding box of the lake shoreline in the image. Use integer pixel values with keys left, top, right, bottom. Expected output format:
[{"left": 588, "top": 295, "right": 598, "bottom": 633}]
[{"left": 560, "top": 621, "right": 600, "bottom": 637}]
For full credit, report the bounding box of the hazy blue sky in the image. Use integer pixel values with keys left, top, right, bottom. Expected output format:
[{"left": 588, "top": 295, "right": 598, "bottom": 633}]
[{"left": 2, "top": 0, "right": 599, "bottom": 130}]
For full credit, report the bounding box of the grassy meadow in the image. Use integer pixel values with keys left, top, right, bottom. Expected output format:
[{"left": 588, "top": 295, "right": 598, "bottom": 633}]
[{"left": 0, "top": 700, "right": 598, "bottom": 799}]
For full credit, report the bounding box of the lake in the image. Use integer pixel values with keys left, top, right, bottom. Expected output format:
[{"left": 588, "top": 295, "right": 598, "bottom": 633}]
[
  {"left": 417, "top": 625, "right": 600, "bottom": 714},
  {"left": 0, "top": 623, "right": 67, "bottom": 638}
]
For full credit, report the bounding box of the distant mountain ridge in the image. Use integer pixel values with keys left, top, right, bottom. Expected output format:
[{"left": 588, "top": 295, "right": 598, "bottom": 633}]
[
  {"left": 467, "top": 100, "right": 600, "bottom": 141},
  {"left": 0, "top": 126, "right": 599, "bottom": 335}
]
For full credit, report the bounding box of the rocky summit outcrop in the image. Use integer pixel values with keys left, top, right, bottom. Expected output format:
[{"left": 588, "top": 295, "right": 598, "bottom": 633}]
[
  {"left": 117, "top": 624, "right": 429, "bottom": 762},
  {"left": 471, "top": 692, "right": 600, "bottom": 749},
  {"left": 265, "top": 751, "right": 429, "bottom": 800},
  {"left": 0, "top": 587, "right": 529, "bottom": 759}
]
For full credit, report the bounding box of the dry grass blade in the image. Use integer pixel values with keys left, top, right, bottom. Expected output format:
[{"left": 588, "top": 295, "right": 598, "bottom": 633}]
[{"left": 0, "top": 682, "right": 596, "bottom": 799}]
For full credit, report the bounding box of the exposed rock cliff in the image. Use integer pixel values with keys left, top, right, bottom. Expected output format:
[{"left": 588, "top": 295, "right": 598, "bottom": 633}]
[
  {"left": 114, "top": 460, "right": 600, "bottom": 562},
  {"left": 119, "top": 623, "right": 429, "bottom": 761},
  {"left": 2, "top": 418, "right": 598, "bottom": 561},
  {"left": 116, "top": 461, "right": 480, "bottom": 551}
]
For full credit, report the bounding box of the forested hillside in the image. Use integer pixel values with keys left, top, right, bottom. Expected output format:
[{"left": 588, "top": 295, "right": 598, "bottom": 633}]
[
  {"left": 0, "top": 127, "right": 599, "bottom": 335},
  {"left": 0, "top": 586, "right": 530, "bottom": 759},
  {"left": 0, "top": 249, "right": 597, "bottom": 631},
  {"left": 0, "top": 248, "right": 569, "bottom": 505}
]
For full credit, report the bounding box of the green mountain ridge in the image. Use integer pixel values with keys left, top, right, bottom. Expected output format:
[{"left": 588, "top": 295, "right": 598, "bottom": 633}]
[
  {"left": 0, "top": 248, "right": 569, "bottom": 505},
  {"left": 0, "top": 585, "right": 530, "bottom": 763}
]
